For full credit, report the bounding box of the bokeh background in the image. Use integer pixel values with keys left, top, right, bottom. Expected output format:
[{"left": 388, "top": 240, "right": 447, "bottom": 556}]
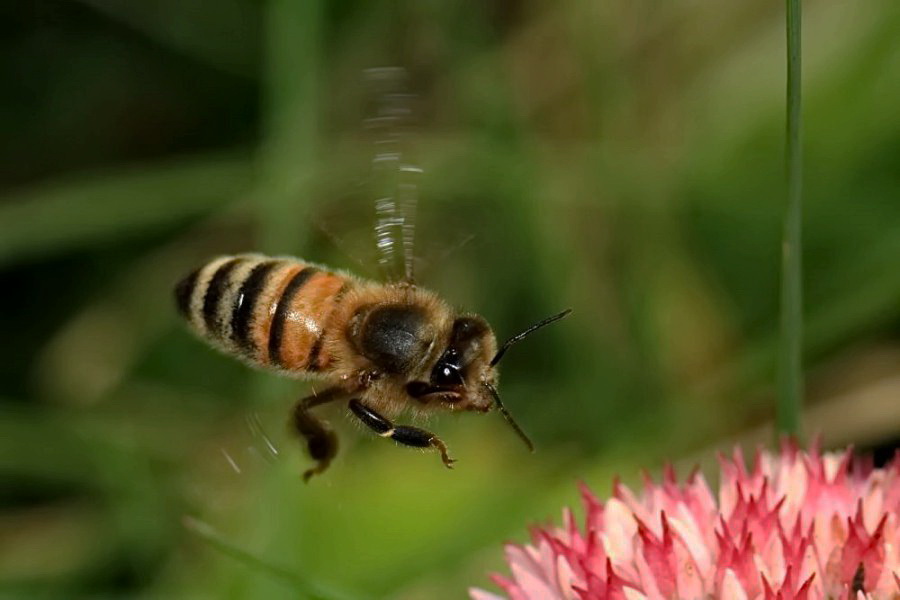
[{"left": 2, "top": 1, "right": 899, "bottom": 598}]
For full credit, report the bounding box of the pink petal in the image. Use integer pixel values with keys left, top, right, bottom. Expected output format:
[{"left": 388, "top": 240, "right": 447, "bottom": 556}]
[
  {"left": 721, "top": 568, "right": 749, "bottom": 600},
  {"left": 673, "top": 524, "right": 706, "bottom": 597},
  {"left": 632, "top": 547, "right": 664, "bottom": 600},
  {"left": 479, "top": 445, "right": 900, "bottom": 600},
  {"left": 555, "top": 555, "right": 581, "bottom": 599},
  {"left": 622, "top": 588, "right": 648, "bottom": 600},
  {"left": 636, "top": 513, "right": 675, "bottom": 596},
  {"left": 602, "top": 498, "right": 638, "bottom": 564},
  {"left": 668, "top": 512, "right": 712, "bottom": 575}
]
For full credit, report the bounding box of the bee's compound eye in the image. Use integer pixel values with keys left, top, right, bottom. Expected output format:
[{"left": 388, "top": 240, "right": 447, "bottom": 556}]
[{"left": 431, "top": 362, "right": 464, "bottom": 387}]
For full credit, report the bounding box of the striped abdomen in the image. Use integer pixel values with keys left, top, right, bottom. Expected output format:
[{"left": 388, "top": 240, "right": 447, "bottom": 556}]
[{"left": 174, "top": 254, "right": 352, "bottom": 373}]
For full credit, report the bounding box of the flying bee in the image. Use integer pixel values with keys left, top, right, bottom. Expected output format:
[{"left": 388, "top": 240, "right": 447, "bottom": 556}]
[
  {"left": 174, "top": 68, "right": 569, "bottom": 481},
  {"left": 174, "top": 255, "right": 569, "bottom": 480}
]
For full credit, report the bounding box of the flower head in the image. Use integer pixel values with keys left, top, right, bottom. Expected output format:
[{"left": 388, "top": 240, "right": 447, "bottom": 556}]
[{"left": 471, "top": 444, "right": 900, "bottom": 599}]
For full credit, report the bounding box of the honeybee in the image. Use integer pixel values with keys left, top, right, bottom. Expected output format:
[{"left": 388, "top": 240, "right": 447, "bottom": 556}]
[
  {"left": 174, "top": 69, "right": 569, "bottom": 481},
  {"left": 175, "top": 254, "right": 568, "bottom": 480}
]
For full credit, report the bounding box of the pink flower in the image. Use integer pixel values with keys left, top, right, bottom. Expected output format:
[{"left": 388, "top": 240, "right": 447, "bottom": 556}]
[{"left": 471, "top": 443, "right": 900, "bottom": 599}]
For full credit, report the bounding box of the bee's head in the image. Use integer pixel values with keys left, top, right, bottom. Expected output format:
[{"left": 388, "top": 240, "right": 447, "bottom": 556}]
[
  {"left": 350, "top": 299, "right": 570, "bottom": 452},
  {"left": 351, "top": 304, "right": 496, "bottom": 407},
  {"left": 406, "top": 309, "right": 572, "bottom": 452},
  {"left": 404, "top": 314, "right": 497, "bottom": 409}
]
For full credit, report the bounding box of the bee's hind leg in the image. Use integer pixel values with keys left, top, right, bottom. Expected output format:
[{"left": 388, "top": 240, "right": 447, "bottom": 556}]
[
  {"left": 348, "top": 399, "right": 456, "bottom": 468},
  {"left": 293, "top": 387, "right": 348, "bottom": 482}
]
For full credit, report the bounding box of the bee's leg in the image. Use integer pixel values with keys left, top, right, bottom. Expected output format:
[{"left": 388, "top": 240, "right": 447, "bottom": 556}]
[
  {"left": 348, "top": 399, "right": 456, "bottom": 468},
  {"left": 293, "top": 387, "right": 347, "bottom": 482}
]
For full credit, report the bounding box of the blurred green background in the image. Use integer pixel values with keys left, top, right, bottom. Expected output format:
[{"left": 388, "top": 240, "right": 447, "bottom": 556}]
[{"left": 2, "top": 0, "right": 898, "bottom": 598}]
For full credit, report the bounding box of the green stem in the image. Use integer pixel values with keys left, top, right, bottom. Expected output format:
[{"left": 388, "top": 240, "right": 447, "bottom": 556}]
[
  {"left": 183, "top": 517, "right": 360, "bottom": 600},
  {"left": 778, "top": 0, "right": 803, "bottom": 438},
  {"left": 259, "top": 0, "right": 321, "bottom": 254}
]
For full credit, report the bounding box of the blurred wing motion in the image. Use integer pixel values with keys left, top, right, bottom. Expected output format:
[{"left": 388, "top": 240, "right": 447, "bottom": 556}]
[{"left": 365, "top": 67, "right": 421, "bottom": 284}]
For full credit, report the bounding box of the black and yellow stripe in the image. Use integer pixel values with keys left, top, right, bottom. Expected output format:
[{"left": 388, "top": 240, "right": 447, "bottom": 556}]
[
  {"left": 202, "top": 257, "right": 243, "bottom": 335},
  {"left": 230, "top": 259, "right": 281, "bottom": 353},
  {"left": 174, "top": 254, "right": 352, "bottom": 373},
  {"left": 268, "top": 266, "right": 318, "bottom": 367}
]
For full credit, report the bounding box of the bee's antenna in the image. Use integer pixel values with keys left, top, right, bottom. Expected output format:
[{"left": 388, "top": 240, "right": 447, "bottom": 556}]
[
  {"left": 490, "top": 309, "right": 572, "bottom": 367},
  {"left": 484, "top": 382, "right": 534, "bottom": 452}
]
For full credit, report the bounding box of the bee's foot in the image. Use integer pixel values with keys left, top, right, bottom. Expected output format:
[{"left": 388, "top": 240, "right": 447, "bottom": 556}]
[
  {"left": 431, "top": 437, "right": 456, "bottom": 469},
  {"left": 347, "top": 400, "right": 456, "bottom": 471},
  {"left": 302, "top": 460, "right": 331, "bottom": 483}
]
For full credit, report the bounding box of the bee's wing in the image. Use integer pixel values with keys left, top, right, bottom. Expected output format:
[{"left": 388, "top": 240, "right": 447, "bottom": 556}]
[{"left": 366, "top": 67, "right": 420, "bottom": 284}]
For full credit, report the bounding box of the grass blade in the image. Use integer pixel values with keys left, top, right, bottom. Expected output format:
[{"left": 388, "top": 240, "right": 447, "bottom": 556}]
[
  {"left": 778, "top": 0, "right": 804, "bottom": 438},
  {"left": 183, "top": 516, "right": 363, "bottom": 600},
  {"left": 0, "top": 152, "right": 252, "bottom": 267}
]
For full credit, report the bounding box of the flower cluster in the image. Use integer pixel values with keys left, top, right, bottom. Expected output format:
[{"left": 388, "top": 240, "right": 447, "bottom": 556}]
[{"left": 471, "top": 444, "right": 900, "bottom": 599}]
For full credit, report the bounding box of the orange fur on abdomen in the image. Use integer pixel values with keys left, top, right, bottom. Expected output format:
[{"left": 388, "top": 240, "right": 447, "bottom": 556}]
[
  {"left": 175, "top": 254, "right": 353, "bottom": 376},
  {"left": 258, "top": 269, "right": 349, "bottom": 371}
]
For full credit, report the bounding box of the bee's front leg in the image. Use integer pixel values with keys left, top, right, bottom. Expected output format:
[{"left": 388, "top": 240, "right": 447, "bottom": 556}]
[
  {"left": 292, "top": 387, "right": 349, "bottom": 482},
  {"left": 348, "top": 399, "right": 456, "bottom": 468}
]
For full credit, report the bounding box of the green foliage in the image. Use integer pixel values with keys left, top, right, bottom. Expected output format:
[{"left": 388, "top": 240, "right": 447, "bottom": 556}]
[{"left": 778, "top": 0, "right": 803, "bottom": 439}]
